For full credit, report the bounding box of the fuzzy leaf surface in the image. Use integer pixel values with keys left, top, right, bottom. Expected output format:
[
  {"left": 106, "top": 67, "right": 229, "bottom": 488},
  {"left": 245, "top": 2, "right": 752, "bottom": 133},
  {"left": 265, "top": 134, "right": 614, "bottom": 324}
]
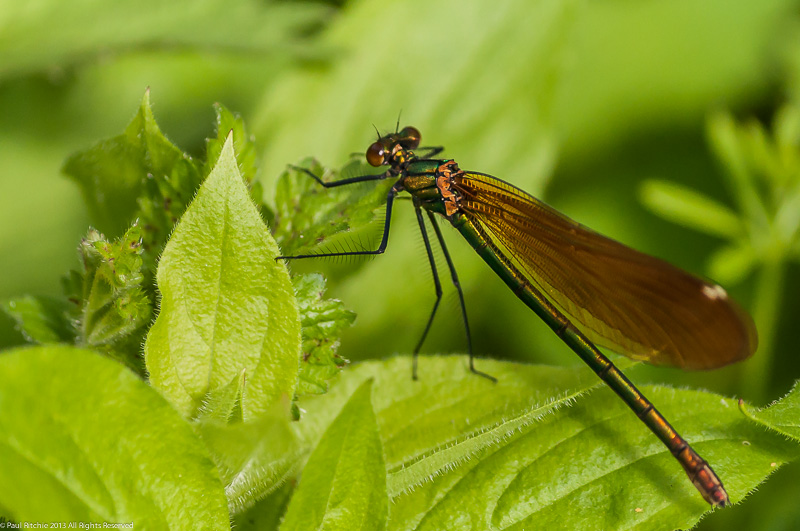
[
  {"left": 0, "top": 345, "right": 229, "bottom": 528},
  {"left": 145, "top": 135, "right": 300, "bottom": 419},
  {"left": 282, "top": 379, "right": 387, "bottom": 531},
  {"left": 296, "top": 356, "right": 800, "bottom": 531},
  {"left": 197, "top": 404, "right": 300, "bottom": 516}
]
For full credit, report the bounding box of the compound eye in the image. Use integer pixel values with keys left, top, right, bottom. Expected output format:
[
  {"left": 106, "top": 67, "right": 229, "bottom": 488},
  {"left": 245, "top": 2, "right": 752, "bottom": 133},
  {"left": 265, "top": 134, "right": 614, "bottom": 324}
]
[
  {"left": 366, "top": 142, "right": 385, "bottom": 167},
  {"left": 400, "top": 126, "right": 421, "bottom": 149}
]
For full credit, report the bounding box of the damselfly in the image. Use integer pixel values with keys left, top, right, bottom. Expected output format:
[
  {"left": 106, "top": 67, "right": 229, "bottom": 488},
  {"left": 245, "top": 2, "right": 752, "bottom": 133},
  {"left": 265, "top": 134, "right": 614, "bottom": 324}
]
[{"left": 280, "top": 125, "right": 757, "bottom": 507}]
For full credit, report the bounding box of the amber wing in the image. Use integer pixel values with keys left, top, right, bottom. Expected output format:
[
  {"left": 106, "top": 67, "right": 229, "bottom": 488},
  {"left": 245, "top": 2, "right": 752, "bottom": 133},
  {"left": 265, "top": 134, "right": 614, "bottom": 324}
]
[{"left": 453, "top": 172, "right": 757, "bottom": 370}]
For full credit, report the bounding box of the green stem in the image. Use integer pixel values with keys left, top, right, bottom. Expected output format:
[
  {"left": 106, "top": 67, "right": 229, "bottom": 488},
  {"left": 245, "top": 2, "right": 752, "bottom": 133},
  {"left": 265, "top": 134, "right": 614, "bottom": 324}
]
[{"left": 741, "top": 258, "right": 785, "bottom": 402}]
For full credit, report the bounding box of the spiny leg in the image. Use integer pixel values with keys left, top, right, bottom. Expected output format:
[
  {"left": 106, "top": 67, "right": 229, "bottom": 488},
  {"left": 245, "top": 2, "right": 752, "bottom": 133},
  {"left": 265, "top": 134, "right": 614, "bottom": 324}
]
[
  {"left": 288, "top": 164, "right": 392, "bottom": 188},
  {"left": 412, "top": 204, "right": 444, "bottom": 380},
  {"left": 426, "top": 211, "right": 496, "bottom": 383},
  {"left": 276, "top": 185, "right": 398, "bottom": 261}
]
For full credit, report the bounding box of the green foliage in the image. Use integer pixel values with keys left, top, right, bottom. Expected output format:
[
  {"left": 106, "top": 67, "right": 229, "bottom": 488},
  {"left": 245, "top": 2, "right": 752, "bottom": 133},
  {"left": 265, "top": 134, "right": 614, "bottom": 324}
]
[
  {"left": 281, "top": 379, "right": 387, "bottom": 531},
  {"left": 3, "top": 92, "right": 358, "bottom": 400},
  {"left": 3, "top": 224, "right": 150, "bottom": 374},
  {"left": 0, "top": 96, "right": 365, "bottom": 526},
  {"left": 293, "top": 357, "right": 800, "bottom": 531},
  {"left": 4, "top": 97, "right": 279, "bottom": 378},
  {"left": 63, "top": 90, "right": 204, "bottom": 273},
  {"left": 741, "top": 381, "right": 800, "bottom": 441},
  {"left": 295, "top": 273, "right": 356, "bottom": 396},
  {"left": 641, "top": 106, "right": 800, "bottom": 286},
  {"left": 2, "top": 89, "right": 798, "bottom": 529},
  {"left": 197, "top": 403, "right": 301, "bottom": 515},
  {"left": 144, "top": 135, "right": 301, "bottom": 420},
  {"left": 2, "top": 342, "right": 798, "bottom": 528},
  {"left": 196, "top": 368, "right": 248, "bottom": 424},
  {"left": 0, "top": 345, "right": 230, "bottom": 527},
  {"left": 4, "top": 0, "right": 800, "bottom": 520},
  {"left": 63, "top": 224, "right": 151, "bottom": 371},
  {"left": 640, "top": 180, "right": 743, "bottom": 242}
]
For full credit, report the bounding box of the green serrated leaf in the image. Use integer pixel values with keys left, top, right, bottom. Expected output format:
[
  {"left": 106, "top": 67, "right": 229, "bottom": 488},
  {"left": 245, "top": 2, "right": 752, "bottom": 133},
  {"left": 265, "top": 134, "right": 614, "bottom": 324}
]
[
  {"left": 294, "top": 273, "right": 355, "bottom": 397},
  {"left": 0, "top": 345, "right": 230, "bottom": 528},
  {"left": 295, "top": 356, "right": 799, "bottom": 531},
  {"left": 197, "top": 402, "right": 300, "bottom": 516},
  {"left": 60, "top": 224, "right": 151, "bottom": 374},
  {"left": 0, "top": 295, "right": 73, "bottom": 344},
  {"left": 145, "top": 134, "right": 301, "bottom": 420},
  {"left": 741, "top": 381, "right": 800, "bottom": 441},
  {"left": 63, "top": 90, "right": 204, "bottom": 277},
  {"left": 640, "top": 179, "right": 743, "bottom": 239},
  {"left": 272, "top": 158, "right": 392, "bottom": 256},
  {"left": 282, "top": 379, "right": 387, "bottom": 531},
  {"left": 64, "top": 90, "right": 197, "bottom": 237}
]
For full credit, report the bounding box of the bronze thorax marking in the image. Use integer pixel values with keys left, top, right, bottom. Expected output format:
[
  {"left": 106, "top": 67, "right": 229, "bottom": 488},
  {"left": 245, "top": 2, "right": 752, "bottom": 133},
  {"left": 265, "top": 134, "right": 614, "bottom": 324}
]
[{"left": 436, "top": 160, "right": 464, "bottom": 217}]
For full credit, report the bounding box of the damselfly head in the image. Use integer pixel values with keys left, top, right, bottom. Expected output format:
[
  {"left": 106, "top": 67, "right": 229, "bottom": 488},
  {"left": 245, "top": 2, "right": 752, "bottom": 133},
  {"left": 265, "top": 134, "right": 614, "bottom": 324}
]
[{"left": 365, "top": 125, "right": 422, "bottom": 167}]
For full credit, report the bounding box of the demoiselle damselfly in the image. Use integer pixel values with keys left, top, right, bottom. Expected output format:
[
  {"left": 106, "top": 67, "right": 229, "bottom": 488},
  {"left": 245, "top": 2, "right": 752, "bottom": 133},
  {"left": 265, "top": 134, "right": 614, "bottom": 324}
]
[{"left": 279, "top": 125, "right": 757, "bottom": 507}]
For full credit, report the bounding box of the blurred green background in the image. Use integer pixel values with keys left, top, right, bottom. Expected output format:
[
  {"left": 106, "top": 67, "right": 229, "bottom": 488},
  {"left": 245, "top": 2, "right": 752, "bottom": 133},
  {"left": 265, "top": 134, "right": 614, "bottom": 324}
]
[{"left": 1, "top": 0, "right": 799, "bottom": 528}]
